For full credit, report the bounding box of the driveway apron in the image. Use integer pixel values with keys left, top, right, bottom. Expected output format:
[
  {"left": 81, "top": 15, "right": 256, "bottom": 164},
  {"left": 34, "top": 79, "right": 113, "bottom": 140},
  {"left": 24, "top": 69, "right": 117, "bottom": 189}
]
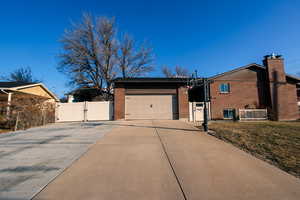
[{"left": 33, "top": 120, "right": 300, "bottom": 200}]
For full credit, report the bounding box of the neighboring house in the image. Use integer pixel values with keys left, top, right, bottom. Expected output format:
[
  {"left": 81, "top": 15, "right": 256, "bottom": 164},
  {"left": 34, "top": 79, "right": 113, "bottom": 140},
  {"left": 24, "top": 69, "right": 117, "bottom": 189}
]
[
  {"left": 113, "top": 54, "right": 300, "bottom": 121},
  {"left": 66, "top": 87, "right": 112, "bottom": 103},
  {"left": 0, "top": 82, "right": 59, "bottom": 103},
  {"left": 0, "top": 82, "right": 59, "bottom": 129}
]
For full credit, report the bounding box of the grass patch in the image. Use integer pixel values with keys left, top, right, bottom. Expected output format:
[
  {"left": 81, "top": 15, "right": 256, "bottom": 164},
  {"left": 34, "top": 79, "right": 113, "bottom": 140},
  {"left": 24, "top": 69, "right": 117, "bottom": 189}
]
[{"left": 209, "top": 121, "right": 300, "bottom": 178}]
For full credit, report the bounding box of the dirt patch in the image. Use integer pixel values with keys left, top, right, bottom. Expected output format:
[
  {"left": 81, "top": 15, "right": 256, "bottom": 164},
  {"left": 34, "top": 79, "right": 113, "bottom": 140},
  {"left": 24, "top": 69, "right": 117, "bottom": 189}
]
[{"left": 0, "top": 129, "right": 10, "bottom": 134}]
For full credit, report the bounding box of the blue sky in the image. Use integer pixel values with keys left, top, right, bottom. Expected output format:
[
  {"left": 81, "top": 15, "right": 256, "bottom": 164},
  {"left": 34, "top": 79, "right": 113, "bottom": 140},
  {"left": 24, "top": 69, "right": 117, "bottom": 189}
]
[{"left": 0, "top": 0, "right": 299, "bottom": 98}]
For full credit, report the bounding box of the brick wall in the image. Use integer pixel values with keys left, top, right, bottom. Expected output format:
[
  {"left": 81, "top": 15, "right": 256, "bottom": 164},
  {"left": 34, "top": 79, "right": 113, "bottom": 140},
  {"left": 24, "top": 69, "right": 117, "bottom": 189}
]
[
  {"left": 209, "top": 68, "right": 268, "bottom": 120},
  {"left": 210, "top": 80, "right": 264, "bottom": 119},
  {"left": 114, "top": 87, "right": 125, "bottom": 120},
  {"left": 265, "top": 56, "right": 299, "bottom": 120},
  {"left": 178, "top": 86, "right": 189, "bottom": 119},
  {"left": 274, "top": 83, "right": 299, "bottom": 121},
  {"left": 297, "top": 84, "right": 300, "bottom": 101}
]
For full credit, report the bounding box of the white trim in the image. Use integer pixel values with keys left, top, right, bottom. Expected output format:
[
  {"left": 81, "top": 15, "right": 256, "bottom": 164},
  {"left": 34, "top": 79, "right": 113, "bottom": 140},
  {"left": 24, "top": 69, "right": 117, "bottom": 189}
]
[
  {"left": 10, "top": 83, "right": 41, "bottom": 90},
  {"left": 240, "top": 109, "right": 268, "bottom": 111}
]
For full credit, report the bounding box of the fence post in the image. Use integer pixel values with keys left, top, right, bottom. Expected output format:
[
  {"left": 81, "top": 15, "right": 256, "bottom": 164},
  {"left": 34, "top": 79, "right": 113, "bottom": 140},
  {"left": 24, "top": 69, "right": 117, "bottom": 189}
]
[
  {"left": 83, "top": 101, "right": 88, "bottom": 122},
  {"left": 6, "top": 92, "right": 12, "bottom": 118},
  {"left": 14, "top": 112, "right": 20, "bottom": 131},
  {"left": 42, "top": 108, "right": 46, "bottom": 125}
]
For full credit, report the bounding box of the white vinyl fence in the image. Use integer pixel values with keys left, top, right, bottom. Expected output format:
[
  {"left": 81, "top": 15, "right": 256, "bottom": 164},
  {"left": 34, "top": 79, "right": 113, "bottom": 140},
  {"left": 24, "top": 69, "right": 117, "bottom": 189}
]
[
  {"left": 239, "top": 109, "right": 268, "bottom": 121},
  {"left": 56, "top": 101, "right": 113, "bottom": 122}
]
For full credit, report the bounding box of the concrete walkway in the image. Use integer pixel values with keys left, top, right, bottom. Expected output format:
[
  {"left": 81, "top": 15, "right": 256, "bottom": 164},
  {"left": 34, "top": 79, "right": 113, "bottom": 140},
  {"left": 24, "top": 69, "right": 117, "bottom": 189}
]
[{"left": 33, "top": 120, "right": 300, "bottom": 200}]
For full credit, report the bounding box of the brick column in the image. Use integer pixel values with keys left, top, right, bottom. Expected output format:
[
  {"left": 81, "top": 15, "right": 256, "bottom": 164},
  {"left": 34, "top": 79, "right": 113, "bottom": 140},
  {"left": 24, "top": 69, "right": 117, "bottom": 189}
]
[
  {"left": 178, "top": 86, "right": 189, "bottom": 120},
  {"left": 114, "top": 87, "right": 125, "bottom": 120}
]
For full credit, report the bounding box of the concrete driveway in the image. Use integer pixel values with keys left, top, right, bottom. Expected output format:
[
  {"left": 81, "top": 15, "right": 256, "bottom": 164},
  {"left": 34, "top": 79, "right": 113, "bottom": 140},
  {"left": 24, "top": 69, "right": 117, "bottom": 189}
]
[
  {"left": 0, "top": 122, "right": 114, "bottom": 200},
  {"left": 33, "top": 120, "right": 300, "bottom": 200}
]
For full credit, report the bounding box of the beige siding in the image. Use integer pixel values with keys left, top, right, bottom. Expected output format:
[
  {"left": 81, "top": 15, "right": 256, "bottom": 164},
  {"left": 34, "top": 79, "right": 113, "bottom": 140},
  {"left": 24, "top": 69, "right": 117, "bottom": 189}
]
[{"left": 19, "top": 85, "right": 53, "bottom": 99}]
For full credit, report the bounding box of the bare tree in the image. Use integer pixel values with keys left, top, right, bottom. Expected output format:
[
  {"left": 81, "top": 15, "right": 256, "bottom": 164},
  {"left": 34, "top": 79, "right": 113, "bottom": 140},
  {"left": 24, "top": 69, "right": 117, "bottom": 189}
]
[
  {"left": 175, "top": 66, "right": 189, "bottom": 77},
  {"left": 161, "top": 65, "right": 189, "bottom": 78},
  {"left": 59, "top": 14, "right": 117, "bottom": 96},
  {"left": 3, "top": 67, "right": 40, "bottom": 83},
  {"left": 59, "top": 14, "right": 154, "bottom": 99},
  {"left": 162, "top": 66, "right": 174, "bottom": 77},
  {"left": 119, "top": 34, "right": 154, "bottom": 78}
]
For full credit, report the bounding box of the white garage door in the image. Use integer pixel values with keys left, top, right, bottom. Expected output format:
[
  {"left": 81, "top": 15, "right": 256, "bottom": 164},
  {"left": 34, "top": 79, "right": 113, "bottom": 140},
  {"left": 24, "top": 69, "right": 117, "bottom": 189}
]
[{"left": 125, "top": 95, "right": 177, "bottom": 120}]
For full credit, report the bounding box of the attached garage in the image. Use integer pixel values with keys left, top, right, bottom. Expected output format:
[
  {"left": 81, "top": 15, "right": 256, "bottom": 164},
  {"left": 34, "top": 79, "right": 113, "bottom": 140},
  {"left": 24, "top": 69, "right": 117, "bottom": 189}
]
[{"left": 113, "top": 78, "right": 189, "bottom": 120}]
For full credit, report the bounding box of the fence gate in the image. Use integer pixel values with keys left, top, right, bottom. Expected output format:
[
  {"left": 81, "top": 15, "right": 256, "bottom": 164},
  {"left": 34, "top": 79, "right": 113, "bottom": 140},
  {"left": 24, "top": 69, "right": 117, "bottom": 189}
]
[{"left": 56, "top": 101, "right": 113, "bottom": 122}]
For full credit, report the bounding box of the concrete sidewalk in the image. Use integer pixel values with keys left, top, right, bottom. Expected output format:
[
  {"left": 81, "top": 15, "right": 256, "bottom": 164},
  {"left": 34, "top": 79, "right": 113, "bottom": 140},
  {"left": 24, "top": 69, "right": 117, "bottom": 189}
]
[{"left": 33, "top": 120, "right": 300, "bottom": 200}]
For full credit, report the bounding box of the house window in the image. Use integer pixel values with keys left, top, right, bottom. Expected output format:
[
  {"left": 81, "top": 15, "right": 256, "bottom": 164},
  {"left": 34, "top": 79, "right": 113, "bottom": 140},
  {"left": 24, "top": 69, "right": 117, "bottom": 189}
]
[
  {"left": 223, "top": 109, "right": 235, "bottom": 119},
  {"left": 219, "top": 83, "right": 230, "bottom": 93}
]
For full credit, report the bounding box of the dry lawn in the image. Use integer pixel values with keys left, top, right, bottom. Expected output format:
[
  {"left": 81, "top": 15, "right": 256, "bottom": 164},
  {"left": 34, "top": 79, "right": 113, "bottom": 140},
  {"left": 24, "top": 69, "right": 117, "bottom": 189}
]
[
  {"left": 209, "top": 121, "right": 300, "bottom": 177},
  {"left": 0, "top": 129, "right": 10, "bottom": 134}
]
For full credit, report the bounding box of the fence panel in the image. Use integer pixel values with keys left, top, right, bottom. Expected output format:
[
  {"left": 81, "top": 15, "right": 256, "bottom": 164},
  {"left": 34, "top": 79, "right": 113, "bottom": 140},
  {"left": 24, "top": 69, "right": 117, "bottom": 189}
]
[
  {"left": 239, "top": 109, "right": 268, "bottom": 121},
  {"left": 86, "top": 101, "right": 113, "bottom": 121},
  {"left": 56, "top": 101, "right": 112, "bottom": 122},
  {"left": 56, "top": 102, "right": 85, "bottom": 122}
]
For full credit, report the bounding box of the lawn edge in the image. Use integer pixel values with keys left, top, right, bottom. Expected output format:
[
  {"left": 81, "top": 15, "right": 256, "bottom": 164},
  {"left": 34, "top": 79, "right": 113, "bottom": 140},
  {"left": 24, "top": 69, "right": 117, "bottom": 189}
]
[{"left": 207, "top": 129, "right": 299, "bottom": 179}]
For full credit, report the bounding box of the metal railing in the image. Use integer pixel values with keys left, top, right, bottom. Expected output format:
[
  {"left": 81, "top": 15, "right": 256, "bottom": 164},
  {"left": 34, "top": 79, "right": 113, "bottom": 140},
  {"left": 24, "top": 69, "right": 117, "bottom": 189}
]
[{"left": 239, "top": 109, "right": 268, "bottom": 121}]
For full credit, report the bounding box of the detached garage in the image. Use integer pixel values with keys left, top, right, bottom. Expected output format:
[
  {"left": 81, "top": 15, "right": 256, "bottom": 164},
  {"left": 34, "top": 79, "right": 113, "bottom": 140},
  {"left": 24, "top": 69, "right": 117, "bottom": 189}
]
[{"left": 113, "top": 78, "right": 189, "bottom": 120}]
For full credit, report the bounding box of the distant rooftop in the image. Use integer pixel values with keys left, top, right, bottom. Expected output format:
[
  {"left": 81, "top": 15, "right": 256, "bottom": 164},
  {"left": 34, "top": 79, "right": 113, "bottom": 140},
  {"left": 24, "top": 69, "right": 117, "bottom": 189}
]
[{"left": 0, "top": 81, "right": 36, "bottom": 88}]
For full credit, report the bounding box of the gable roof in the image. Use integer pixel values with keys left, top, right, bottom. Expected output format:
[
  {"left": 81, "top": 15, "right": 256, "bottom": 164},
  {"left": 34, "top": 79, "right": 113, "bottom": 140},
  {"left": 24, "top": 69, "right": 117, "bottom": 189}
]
[
  {"left": 209, "top": 63, "right": 300, "bottom": 82},
  {"left": 208, "top": 63, "right": 265, "bottom": 80},
  {"left": 0, "top": 82, "right": 59, "bottom": 101}
]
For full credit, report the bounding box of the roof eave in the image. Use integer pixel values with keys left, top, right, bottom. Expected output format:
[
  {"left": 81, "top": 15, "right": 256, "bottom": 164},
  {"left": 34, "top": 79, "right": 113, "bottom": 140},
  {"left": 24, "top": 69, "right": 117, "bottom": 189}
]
[
  {"left": 113, "top": 78, "right": 190, "bottom": 84},
  {"left": 208, "top": 63, "right": 265, "bottom": 80}
]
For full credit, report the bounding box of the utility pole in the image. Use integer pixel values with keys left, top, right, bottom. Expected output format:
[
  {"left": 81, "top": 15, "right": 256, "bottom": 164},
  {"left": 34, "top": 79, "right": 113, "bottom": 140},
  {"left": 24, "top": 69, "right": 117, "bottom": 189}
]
[{"left": 203, "top": 78, "right": 209, "bottom": 132}]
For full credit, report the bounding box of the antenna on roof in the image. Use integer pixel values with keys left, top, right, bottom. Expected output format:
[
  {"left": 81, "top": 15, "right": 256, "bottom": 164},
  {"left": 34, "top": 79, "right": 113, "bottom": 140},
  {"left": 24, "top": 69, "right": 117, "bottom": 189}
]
[{"left": 271, "top": 53, "right": 276, "bottom": 59}]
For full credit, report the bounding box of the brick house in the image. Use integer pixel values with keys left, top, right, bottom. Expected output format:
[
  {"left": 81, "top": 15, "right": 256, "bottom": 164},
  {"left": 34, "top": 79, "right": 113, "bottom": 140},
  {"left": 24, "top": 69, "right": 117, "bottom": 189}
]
[
  {"left": 209, "top": 55, "right": 299, "bottom": 120},
  {"left": 113, "top": 55, "right": 300, "bottom": 121}
]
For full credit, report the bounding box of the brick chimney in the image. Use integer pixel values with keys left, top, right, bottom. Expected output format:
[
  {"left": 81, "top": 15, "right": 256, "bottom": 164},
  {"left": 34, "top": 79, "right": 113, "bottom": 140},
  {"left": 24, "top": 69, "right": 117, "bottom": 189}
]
[
  {"left": 264, "top": 53, "right": 286, "bottom": 83},
  {"left": 264, "top": 54, "right": 298, "bottom": 120}
]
